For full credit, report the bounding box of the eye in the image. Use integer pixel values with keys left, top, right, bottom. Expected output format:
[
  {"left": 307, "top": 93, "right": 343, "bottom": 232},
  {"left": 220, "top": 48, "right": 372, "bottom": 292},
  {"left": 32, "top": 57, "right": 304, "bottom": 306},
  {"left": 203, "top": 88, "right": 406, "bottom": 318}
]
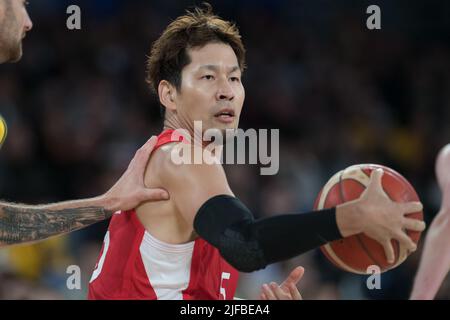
[
  {"left": 202, "top": 75, "right": 215, "bottom": 80},
  {"left": 230, "top": 77, "right": 240, "bottom": 83}
]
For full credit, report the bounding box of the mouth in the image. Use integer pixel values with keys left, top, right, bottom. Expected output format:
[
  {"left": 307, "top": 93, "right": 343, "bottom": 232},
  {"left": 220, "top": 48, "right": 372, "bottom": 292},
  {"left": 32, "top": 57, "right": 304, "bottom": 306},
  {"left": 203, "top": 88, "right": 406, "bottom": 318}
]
[{"left": 214, "top": 108, "right": 235, "bottom": 122}]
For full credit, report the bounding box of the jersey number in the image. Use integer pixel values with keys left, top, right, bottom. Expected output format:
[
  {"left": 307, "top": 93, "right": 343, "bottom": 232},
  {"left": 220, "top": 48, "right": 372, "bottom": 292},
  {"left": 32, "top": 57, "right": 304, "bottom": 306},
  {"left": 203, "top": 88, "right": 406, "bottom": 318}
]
[
  {"left": 220, "top": 272, "right": 231, "bottom": 300},
  {"left": 89, "top": 231, "right": 110, "bottom": 283}
]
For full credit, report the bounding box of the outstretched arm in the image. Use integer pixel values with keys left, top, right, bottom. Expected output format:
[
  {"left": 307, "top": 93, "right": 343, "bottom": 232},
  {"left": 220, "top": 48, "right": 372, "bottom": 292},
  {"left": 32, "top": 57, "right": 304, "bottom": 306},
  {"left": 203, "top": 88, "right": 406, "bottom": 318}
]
[
  {"left": 0, "top": 136, "right": 168, "bottom": 247},
  {"left": 162, "top": 146, "right": 424, "bottom": 273},
  {"left": 411, "top": 144, "right": 450, "bottom": 300},
  {"left": 410, "top": 208, "right": 450, "bottom": 299},
  {"left": 0, "top": 198, "right": 113, "bottom": 246}
]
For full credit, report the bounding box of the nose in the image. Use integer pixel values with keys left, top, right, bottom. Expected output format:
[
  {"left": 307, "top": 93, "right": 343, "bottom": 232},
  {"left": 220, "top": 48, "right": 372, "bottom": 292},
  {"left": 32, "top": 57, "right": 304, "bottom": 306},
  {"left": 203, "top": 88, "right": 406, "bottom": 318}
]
[
  {"left": 24, "top": 9, "right": 33, "bottom": 32},
  {"left": 216, "top": 78, "right": 235, "bottom": 101}
]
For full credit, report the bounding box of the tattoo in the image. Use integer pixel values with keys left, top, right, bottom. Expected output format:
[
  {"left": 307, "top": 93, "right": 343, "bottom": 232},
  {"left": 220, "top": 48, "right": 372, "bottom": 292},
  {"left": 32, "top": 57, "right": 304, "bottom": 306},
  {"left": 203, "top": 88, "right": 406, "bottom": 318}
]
[{"left": 0, "top": 206, "right": 113, "bottom": 246}]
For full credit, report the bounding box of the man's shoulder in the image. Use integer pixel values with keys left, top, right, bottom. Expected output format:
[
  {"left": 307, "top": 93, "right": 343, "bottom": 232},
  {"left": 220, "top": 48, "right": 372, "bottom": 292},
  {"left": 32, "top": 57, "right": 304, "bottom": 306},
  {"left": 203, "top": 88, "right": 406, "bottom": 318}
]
[
  {"left": 159, "top": 142, "right": 222, "bottom": 169},
  {"left": 153, "top": 142, "right": 225, "bottom": 186}
]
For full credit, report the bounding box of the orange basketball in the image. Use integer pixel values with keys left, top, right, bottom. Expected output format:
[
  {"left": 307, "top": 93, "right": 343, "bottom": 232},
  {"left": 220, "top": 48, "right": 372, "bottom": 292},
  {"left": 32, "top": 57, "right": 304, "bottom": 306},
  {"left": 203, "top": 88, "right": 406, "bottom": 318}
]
[{"left": 313, "top": 164, "right": 423, "bottom": 274}]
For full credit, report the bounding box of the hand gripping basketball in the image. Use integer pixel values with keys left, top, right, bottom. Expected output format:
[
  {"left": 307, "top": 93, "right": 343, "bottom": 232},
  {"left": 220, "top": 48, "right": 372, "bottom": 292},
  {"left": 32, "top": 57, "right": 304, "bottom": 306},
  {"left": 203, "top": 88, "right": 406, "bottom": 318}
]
[{"left": 315, "top": 164, "right": 426, "bottom": 273}]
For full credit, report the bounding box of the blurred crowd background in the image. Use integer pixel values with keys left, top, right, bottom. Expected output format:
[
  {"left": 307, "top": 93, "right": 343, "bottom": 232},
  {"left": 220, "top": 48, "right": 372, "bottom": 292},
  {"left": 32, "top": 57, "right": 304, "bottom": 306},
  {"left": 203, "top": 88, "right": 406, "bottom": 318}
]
[{"left": 0, "top": 0, "right": 450, "bottom": 299}]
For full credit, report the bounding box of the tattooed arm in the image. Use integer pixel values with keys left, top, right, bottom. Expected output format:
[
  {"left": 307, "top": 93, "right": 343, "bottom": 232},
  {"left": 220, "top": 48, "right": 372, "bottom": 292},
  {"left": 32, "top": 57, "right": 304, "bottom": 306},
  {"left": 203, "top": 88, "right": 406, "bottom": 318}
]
[
  {"left": 0, "top": 198, "right": 113, "bottom": 246},
  {"left": 0, "top": 136, "right": 169, "bottom": 247}
]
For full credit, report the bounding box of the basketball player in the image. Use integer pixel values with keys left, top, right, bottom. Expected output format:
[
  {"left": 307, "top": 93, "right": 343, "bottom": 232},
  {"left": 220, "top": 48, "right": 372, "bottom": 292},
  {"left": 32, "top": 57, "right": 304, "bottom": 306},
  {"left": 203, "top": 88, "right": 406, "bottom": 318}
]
[
  {"left": 88, "top": 5, "right": 425, "bottom": 300},
  {"left": 411, "top": 144, "right": 450, "bottom": 299},
  {"left": 0, "top": 0, "right": 169, "bottom": 247}
]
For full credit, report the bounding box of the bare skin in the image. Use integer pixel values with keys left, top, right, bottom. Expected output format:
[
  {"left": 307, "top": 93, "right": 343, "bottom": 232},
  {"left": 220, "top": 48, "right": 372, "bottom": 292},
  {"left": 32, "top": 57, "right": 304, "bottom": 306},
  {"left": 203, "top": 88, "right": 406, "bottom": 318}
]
[
  {"left": 411, "top": 144, "right": 450, "bottom": 299},
  {"left": 260, "top": 266, "right": 304, "bottom": 300},
  {"left": 0, "top": 0, "right": 33, "bottom": 63}
]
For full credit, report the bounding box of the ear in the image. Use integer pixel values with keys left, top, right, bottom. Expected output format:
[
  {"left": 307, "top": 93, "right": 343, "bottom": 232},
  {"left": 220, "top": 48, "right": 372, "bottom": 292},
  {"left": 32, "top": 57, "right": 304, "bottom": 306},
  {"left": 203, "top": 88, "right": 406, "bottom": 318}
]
[{"left": 158, "top": 80, "right": 177, "bottom": 113}]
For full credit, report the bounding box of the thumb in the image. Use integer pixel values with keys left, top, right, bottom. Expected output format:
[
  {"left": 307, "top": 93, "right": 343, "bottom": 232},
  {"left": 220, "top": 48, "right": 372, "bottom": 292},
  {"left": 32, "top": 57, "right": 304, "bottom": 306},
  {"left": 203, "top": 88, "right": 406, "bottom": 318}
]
[{"left": 139, "top": 188, "right": 170, "bottom": 202}]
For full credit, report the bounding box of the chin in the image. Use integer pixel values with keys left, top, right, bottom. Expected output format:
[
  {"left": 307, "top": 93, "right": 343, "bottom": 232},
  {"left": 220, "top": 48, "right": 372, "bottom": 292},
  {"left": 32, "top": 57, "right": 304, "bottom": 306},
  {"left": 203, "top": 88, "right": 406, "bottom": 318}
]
[
  {"left": 8, "top": 45, "right": 22, "bottom": 63},
  {"left": 201, "top": 126, "right": 236, "bottom": 145}
]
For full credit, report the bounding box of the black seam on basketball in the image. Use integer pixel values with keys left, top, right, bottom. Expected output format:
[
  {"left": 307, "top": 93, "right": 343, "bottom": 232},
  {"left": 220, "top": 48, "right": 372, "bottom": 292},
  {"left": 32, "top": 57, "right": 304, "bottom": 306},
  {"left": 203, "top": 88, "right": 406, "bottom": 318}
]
[
  {"left": 356, "top": 234, "right": 385, "bottom": 268},
  {"left": 372, "top": 168, "right": 410, "bottom": 265},
  {"left": 361, "top": 167, "right": 371, "bottom": 178},
  {"left": 388, "top": 173, "right": 422, "bottom": 242},
  {"left": 338, "top": 170, "right": 370, "bottom": 205},
  {"left": 357, "top": 169, "right": 401, "bottom": 266},
  {"left": 384, "top": 184, "right": 412, "bottom": 245},
  {"left": 338, "top": 170, "right": 380, "bottom": 268}
]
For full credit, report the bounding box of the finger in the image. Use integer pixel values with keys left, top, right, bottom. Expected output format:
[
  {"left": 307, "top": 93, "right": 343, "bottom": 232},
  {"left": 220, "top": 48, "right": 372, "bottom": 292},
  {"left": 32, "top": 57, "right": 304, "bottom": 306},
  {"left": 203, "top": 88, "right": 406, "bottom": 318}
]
[
  {"left": 141, "top": 135, "right": 159, "bottom": 155},
  {"left": 394, "top": 231, "right": 417, "bottom": 252},
  {"left": 281, "top": 266, "right": 305, "bottom": 287},
  {"left": 260, "top": 292, "right": 267, "bottom": 300},
  {"left": 288, "top": 283, "right": 303, "bottom": 300},
  {"left": 262, "top": 284, "right": 276, "bottom": 300},
  {"left": 132, "top": 136, "right": 158, "bottom": 171},
  {"left": 400, "top": 201, "right": 423, "bottom": 214},
  {"left": 368, "top": 168, "right": 384, "bottom": 191},
  {"left": 382, "top": 241, "right": 395, "bottom": 264},
  {"left": 260, "top": 284, "right": 267, "bottom": 298},
  {"left": 402, "top": 217, "right": 426, "bottom": 232},
  {"left": 145, "top": 135, "right": 159, "bottom": 149},
  {"left": 270, "top": 282, "right": 289, "bottom": 300},
  {"left": 139, "top": 188, "right": 170, "bottom": 201}
]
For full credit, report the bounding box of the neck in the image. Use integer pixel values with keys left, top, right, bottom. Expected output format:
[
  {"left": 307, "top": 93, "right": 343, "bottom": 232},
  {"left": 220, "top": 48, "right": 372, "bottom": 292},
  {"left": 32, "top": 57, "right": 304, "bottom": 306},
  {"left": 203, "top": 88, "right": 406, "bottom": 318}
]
[
  {"left": 163, "top": 113, "right": 206, "bottom": 148},
  {"left": 163, "top": 114, "right": 226, "bottom": 152},
  {"left": 163, "top": 113, "right": 184, "bottom": 134}
]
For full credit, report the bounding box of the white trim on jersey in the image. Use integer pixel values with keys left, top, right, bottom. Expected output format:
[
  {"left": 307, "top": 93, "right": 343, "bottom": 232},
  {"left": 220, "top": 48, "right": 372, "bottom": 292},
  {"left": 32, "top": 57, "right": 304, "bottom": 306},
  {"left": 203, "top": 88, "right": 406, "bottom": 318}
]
[{"left": 139, "top": 231, "right": 195, "bottom": 300}]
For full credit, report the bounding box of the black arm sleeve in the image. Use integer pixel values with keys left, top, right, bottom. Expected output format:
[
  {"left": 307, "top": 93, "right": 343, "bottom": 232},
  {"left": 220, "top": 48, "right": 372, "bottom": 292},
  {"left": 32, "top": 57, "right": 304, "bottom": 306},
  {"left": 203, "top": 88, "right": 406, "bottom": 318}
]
[{"left": 193, "top": 194, "right": 342, "bottom": 273}]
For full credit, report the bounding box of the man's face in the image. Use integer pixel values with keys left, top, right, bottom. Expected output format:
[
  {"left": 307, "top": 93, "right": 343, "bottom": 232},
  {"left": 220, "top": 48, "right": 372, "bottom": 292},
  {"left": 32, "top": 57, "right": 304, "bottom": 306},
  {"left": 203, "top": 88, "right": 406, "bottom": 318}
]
[
  {"left": 0, "top": 0, "right": 33, "bottom": 63},
  {"left": 174, "top": 42, "right": 245, "bottom": 138}
]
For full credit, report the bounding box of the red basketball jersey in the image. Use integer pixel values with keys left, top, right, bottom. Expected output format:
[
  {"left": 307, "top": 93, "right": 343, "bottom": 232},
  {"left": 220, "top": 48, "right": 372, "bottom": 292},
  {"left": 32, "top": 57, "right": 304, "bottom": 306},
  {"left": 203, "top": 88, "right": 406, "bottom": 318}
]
[{"left": 88, "top": 129, "right": 239, "bottom": 300}]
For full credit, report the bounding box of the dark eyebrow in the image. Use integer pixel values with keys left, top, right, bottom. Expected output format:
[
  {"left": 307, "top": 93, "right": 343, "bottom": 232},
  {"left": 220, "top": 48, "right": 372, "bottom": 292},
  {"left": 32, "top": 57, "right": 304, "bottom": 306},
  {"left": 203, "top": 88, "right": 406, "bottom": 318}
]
[
  {"left": 229, "top": 66, "right": 241, "bottom": 73},
  {"left": 199, "top": 65, "right": 241, "bottom": 73}
]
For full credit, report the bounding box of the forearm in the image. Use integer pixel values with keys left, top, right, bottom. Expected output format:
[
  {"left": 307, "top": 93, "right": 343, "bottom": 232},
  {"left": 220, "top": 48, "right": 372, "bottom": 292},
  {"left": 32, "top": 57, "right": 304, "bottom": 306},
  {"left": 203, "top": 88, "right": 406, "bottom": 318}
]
[
  {"left": 410, "top": 209, "right": 450, "bottom": 300},
  {"left": 0, "top": 195, "right": 114, "bottom": 247},
  {"left": 253, "top": 199, "right": 367, "bottom": 264},
  {"left": 194, "top": 195, "right": 344, "bottom": 272},
  {"left": 247, "top": 207, "right": 341, "bottom": 265}
]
